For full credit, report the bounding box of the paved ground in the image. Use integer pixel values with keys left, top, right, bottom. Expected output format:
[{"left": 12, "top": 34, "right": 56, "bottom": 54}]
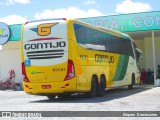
[{"left": 0, "top": 85, "right": 160, "bottom": 120}]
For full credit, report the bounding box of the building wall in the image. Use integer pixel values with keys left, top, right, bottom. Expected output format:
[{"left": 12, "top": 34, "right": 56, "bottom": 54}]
[
  {"left": 0, "top": 41, "right": 22, "bottom": 86},
  {"left": 144, "top": 37, "right": 153, "bottom": 70},
  {"left": 155, "top": 36, "right": 160, "bottom": 68},
  {"left": 135, "top": 35, "right": 160, "bottom": 71}
]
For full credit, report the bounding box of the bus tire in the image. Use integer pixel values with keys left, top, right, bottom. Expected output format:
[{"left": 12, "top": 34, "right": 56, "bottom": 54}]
[
  {"left": 97, "top": 76, "right": 106, "bottom": 97},
  {"left": 128, "top": 75, "right": 135, "bottom": 89},
  {"left": 47, "top": 95, "right": 56, "bottom": 100},
  {"left": 87, "top": 76, "right": 98, "bottom": 98}
]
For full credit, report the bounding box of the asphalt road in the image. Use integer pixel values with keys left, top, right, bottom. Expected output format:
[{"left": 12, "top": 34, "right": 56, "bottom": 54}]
[{"left": 0, "top": 85, "right": 160, "bottom": 120}]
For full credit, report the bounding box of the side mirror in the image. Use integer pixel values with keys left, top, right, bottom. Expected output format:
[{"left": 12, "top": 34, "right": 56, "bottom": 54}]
[{"left": 136, "top": 48, "right": 143, "bottom": 60}]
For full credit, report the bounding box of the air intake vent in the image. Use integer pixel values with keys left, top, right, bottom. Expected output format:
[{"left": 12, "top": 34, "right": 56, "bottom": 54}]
[{"left": 27, "top": 49, "right": 64, "bottom": 59}]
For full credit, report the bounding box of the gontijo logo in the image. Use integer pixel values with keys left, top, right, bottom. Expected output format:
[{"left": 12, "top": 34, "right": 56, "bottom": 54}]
[
  {"left": 31, "top": 23, "right": 58, "bottom": 36},
  {"left": 0, "top": 22, "right": 10, "bottom": 45}
]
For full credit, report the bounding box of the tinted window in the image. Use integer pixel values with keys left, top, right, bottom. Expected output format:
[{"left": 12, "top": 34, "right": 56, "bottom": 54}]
[{"left": 74, "top": 23, "right": 134, "bottom": 58}]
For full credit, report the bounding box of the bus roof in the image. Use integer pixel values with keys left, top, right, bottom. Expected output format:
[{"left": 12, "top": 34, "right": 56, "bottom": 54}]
[
  {"left": 25, "top": 18, "right": 67, "bottom": 24},
  {"left": 72, "top": 19, "right": 133, "bottom": 41},
  {"left": 24, "top": 18, "right": 133, "bottom": 41}
]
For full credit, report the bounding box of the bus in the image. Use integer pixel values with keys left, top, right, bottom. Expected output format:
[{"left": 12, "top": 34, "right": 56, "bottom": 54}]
[{"left": 21, "top": 18, "right": 143, "bottom": 99}]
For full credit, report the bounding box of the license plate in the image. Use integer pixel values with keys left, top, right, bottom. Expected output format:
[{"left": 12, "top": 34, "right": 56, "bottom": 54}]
[{"left": 42, "top": 85, "right": 51, "bottom": 89}]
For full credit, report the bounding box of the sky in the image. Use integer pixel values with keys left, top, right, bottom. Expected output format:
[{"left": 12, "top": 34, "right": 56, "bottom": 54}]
[{"left": 0, "top": 0, "right": 159, "bottom": 25}]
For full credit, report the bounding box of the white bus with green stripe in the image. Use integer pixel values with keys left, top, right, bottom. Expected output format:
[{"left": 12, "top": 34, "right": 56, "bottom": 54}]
[{"left": 22, "top": 19, "right": 142, "bottom": 98}]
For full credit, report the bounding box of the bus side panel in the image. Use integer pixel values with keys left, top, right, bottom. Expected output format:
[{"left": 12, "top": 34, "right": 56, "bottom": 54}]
[
  {"left": 112, "top": 55, "right": 139, "bottom": 87},
  {"left": 112, "top": 55, "right": 129, "bottom": 86},
  {"left": 75, "top": 45, "right": 88, "bottom": 92},
  {"left": 75, "top": 44, "right": 121, "bottom": 91},
  {"left": 76, "top": 65, "right": 88, "bottom": 91}
]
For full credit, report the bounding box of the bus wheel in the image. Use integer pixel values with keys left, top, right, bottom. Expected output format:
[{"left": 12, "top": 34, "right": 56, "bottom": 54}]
[
  {"left": 87, "top": 76, "right": 98, "bottom": 98},
  {"left": 97, "top": 76, "right": 106, "bottom": 97},
  {"left": 128, "top": 75, "right": 135, "bottom": 89},
  {"left": 47, "top": 95, "right": 56, "bottom": 100}
]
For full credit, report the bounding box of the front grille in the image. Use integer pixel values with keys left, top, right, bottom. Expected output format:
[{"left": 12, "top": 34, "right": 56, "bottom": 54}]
[{"left": 27, "top": 49, "right": 64, "bottom": 59}]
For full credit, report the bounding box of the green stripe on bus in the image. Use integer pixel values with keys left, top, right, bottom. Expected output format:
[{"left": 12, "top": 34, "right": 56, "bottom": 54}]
[
  {"left": 113, "top": 55, "right": 129, "bottom": 81},
  {"left": 119, "top": 55, "right": 129, "bottom": 80}
]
